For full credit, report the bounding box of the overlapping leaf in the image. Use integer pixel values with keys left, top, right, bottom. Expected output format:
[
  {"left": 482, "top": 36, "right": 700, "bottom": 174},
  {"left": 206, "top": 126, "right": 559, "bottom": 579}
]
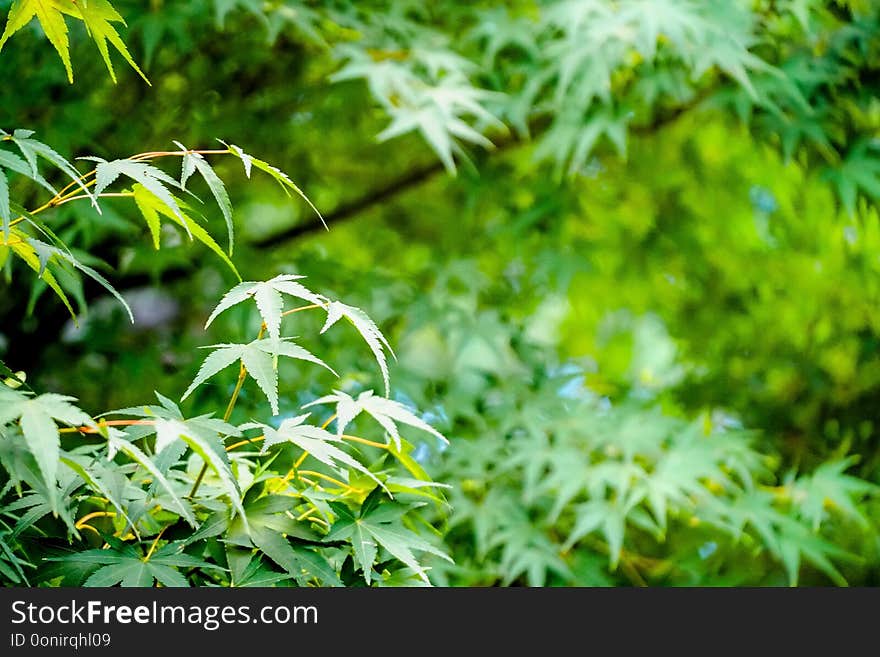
[
  {"left": 223, "top": 142, "right": 324, "bottom": 226},
  {"left": 86, "top": 157, "right": 185, "bottom": 221},
  {"left": 102, "top": 401, "right": 242, "bottom": 527},
  {"left": 0, "top": 0, "right": 74, "bottom": 81},
  {"left": 131, "top": 183, "right": 239, "bottom": 278},
  {"left": 2, "top": 129, "right": 94, "bottom": 209},
  {"left": 176, "top": 142, "right": 234, "bottom": 254},
  {"left": 64, "top": 0, "right": 148, "bottom": 83},
  {"left": 320, "top": 301, "right": 395, "bottom": 396},
  {"left": 0, "top": 0, "right": 146, "bottom": 83},
  {"left": 304, "top": 389, "right": 447, "bottom": 451},
  {"left": 326, "top": 492, "right": 451, "bottom": 584},
  {"left": 242, "top": 413, "right": 380, "bottom": 487},
  {"left": 106, "top": 431, "right": 196, "bottom": 528}
]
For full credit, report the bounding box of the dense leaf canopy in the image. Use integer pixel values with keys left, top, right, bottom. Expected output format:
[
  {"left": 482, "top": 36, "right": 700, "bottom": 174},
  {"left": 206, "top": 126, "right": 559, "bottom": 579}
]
[{"left": 1, "top": 0, "right": 879, "bottom": 587}]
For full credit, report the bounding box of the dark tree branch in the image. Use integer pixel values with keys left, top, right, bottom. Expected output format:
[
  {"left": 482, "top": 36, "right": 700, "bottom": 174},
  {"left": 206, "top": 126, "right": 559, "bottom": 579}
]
[
  {"left": 252, "top": 91, "right": 710, "bottom": 247},
  {"left": 253, "top": 160, "right": 446, "bottom": 247}
]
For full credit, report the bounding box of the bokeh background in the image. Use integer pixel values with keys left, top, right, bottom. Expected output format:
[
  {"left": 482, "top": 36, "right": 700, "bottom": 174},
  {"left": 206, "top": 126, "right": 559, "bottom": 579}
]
[{"left": 2, "top": 0, "right": 880, "bottom": 585}]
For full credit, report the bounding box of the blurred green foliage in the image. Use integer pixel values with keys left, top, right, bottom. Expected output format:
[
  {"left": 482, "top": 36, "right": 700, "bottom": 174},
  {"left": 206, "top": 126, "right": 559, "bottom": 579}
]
[{"left": 2, "top": 0, "right": 880, "bottom": 586}]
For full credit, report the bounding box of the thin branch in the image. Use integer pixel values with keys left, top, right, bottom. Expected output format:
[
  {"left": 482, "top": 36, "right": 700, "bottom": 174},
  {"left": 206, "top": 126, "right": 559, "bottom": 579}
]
[
  {"left": 131, "top": 149, "right": 230, "bottom": 161},
  {"left": 56, "top": 191, "right": 134, "bottom": 207},
  {"left": 252, "top": 93, "right": 710, "bottom": 248},
  {"left": 253, "top": 160, "right": 446, "bottom": 247}
]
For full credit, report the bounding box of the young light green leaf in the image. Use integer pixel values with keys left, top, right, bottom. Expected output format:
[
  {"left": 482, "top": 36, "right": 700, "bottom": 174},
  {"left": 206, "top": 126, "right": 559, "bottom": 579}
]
[
  {"left": 272, "top": 340, "right": 334, "bottom": 372},
  {"left": 0, "top": 389, "right": 91, "bottom": 511},
  {"left": 67, "top": 0, "right": 149, "bottom": 84},
  {"left": 239, "top": 345, "right": 277, "bottom": 415},
  {"left": 223, "top": 143, "right": 324, "bottom": 228},
  {"left": 180, "top": 346, "right": 243, "bottom": 404},
  {"left": 204, "top": 274, "right": 327, "bottom": 342},
  {"left": 791, "top": 458, "right": 877, "bottom": 531},
  {"left": 131, "top": 183, "right": 239, "bottom": 279},
  {"left": 776, "top": 516, "right": 854, "bottom": 586},
  {"left": 180, "top": 152, "right": 197, "bottom": 188},
  {"left": 254, "top": 285, "right": 283, "bottom": 342},
  {"left": 304, "top": 390, "right": 446, "bottom": 450},
  {"left": 0, "top": 0, "right": 73, "bottom": 82},
  {"left": 320, "top": 301, "right": 394, "bottom": 396},
  {"left": 132, "top": 183, "right": 162, "bottom": 249},
  {"left": 86, "top": 157, "right": 185, "bottom": 221},
  {"left": 246, "top": 413, "right": 382, "bottom": 488},
  {"left": 191, "top": 154, "right": 234, "bottom": 255},
  {"left": 225, "top": 143, "right": 253, "bottom": 178},
  {"left": 175, "top": 141, "right": 234, "bottom": 254}
]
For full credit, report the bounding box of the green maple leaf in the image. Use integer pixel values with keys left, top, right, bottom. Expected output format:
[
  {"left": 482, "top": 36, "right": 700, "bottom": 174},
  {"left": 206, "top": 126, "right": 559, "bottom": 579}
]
[
  {"left": 5, "top": 129, "right": 95, "bottom": 206},
  {"left": 6, "top": 484, "right": 79, "bottom": 540},
  {"left": 0, "top": 387, "right": 91, "bottom": 510},
  {"left": 241, "top": 413, "right": 382, "bottom": 488},
  {"left": 85, "top": 157, "right": 186, "bottom": 222},
  {"left": 223, "top": 142, "right": 324, "bottom": 226},
  {"left": 0, "top": 0, "right": 73, "bottom": 82},
  {"left": 182, "top": 338, "right": 336, "bottom": 415},
  {"left": 326, "top": 491, "right": 451, "bottom": 584},
  {"left": 176, "top": 142, "right": 234, "bottom": 255},
  {"left": 303, "top": 389, "right": 447, "bottom": 451},
  {"left": 320, "top": 302, "right": 396, "bottom": 396},
  {"left": 205, "top": 274, "right": 327, "bottom": 342},
  {"left": 824, "top": 141, "right": 880, "bottom": 216},
  {"left": 212, "top": 495, "right": 340, "bottom": 586},
  {"left": 153, "top": 417, "right": 247, "bottom": 526},
  {"left": 0, "top": 147, "right": 57, "bottom": 239},
  {"left": 65, "top": 0, "right": 148, "bottom": 84},
  {"left": 775, "top": 517, "right": 855, "bottom": 587},
  {"left": 228, "top": 556, "right": 294, "bottom": 587},
  {"left": 49, "top": 539, "right": 220, "bottom": 587},
  {"left": 790, "top": 458, "right": 877, "bottom": 531},
  {"left": 249, "top": 528, "right": 341, "bottom": 587},
  {"left": 131, "top": 183, "right": 239, "bottom": 279},
  {"left": 102, "top": 396, "right": 243, "bottom": 527},
  {"left": 214, "top": 0, "right": 267, "bottom": 29},
  {"left": 469, "top": 7, "right": 539, "bottom": 66},
  {"left": 106, "top": 430, "right": 196, "bottom": 529},
  {"left": 104, "top": 403, "right": 245, "bottom": 528},
  {"left": 0, "top": 0, "right": 146, "bottom": 84},
  {"left": 498, "top": 528, "right": 571, "bottom": 586}
]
